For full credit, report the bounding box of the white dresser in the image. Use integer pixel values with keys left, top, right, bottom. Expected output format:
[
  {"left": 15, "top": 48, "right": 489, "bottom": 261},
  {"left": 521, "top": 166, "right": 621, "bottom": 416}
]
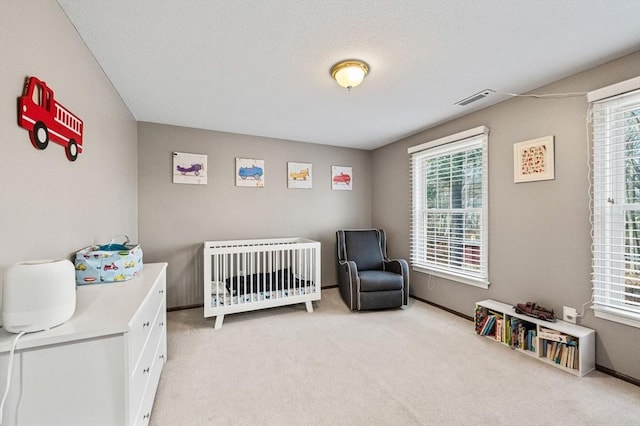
[{"left": 0, "top": 262, "right": 167, "bottom": 426}]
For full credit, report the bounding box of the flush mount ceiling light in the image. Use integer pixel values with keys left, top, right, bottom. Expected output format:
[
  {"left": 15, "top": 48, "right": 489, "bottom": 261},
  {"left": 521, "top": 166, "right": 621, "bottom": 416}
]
[{"left": 330, "top": 60, "right": 369, "bottom": 91}]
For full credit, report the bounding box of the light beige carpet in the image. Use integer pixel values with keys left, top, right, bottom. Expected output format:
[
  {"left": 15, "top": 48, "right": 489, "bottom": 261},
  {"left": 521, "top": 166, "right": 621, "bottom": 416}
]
[{"left": 150, "top": 288, "right": 640, "bottom": 426}]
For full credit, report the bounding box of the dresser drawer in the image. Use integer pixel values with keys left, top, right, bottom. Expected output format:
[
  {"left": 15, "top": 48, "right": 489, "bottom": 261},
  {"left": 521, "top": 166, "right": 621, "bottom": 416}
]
[
  {"left": 134, "top": 332, "right": 166, "bottom": 426},
  {"left": 130, "top": 299, "right": 165, "bottom": 417},
  {"left": 129, "top": 276, "right": 165, "bottom": 366}
]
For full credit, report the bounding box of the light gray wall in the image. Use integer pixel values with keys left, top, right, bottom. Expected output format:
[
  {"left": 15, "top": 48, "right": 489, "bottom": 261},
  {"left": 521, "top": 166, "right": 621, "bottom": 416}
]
[
  {"left": 372, "top": 51, "right": 640, "bottom": 380},
  {"left": 0, "top": 2, "right": 137, "bottom": 271},
  {"left": 138, "top": 122, "right": 372, "bottom": 308}
]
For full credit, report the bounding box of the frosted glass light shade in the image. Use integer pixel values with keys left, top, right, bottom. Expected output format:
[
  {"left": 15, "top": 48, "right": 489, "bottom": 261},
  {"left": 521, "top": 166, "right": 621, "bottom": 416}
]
[{"left": 331, "top": 60, "right": 369, "bottom": 90}]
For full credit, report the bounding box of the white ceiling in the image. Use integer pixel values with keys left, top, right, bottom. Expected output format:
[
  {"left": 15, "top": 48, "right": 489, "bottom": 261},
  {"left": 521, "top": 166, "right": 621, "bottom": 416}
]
[{"left": 57, "top": 0, "right": 640, "bottom": 150}]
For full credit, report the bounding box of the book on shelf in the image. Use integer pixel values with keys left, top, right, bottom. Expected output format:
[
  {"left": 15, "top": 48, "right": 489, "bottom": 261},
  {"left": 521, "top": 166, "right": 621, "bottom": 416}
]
[
  {"left": 569, "top": 341, "right": 579, "bottom": 369},
  {"left": 568, "top": 345, "right": 575, "bottom": 369},
  {"left": 553, "top": 342, "right": 563, "bottom": 362},
  {"left": 475, "top": 306, "right": 489, "bottom": 334},
  {"left": 527, "top": 329, "right": 536, "bottom": 352},
  {"left": 542, "top": 340, "right": 578, "bottom": 369},
  {"left": 475, "top": 307, "right": 503, "bottom": 339},
  {"left": 481, "top": 315, "right": 496, "bottom": 336},
  {"left": 539, "top": 327, "right": 576, "bottom": 344},
  {"left": 560, "top": 345, "right": 569, "bottom": 366},
  {"left": 508, "top": 318, "right": 536, "bottom": 351},
  {"left": 545, "top": 341, "right": 558, "bottom": 360}
]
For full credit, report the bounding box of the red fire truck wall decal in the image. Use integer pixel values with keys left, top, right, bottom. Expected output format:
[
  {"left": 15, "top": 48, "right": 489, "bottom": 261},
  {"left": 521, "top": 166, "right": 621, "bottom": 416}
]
[{"left": 17, "top": 76, "right": 84, "bottom": 161}]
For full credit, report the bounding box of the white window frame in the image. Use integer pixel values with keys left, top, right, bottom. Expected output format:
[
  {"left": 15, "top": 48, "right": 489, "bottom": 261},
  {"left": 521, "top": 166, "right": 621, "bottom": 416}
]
[
  {"left": 409, "top": 126, "right": 489, "bottom": 288},
  {"left": 589, "top": 76, "right": 640, "bottom": 329}
]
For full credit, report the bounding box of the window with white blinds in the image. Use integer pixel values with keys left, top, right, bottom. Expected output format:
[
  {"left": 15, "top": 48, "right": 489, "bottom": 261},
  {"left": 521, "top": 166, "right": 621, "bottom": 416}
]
[
  {"left": 590, "top": 77, "right": 640, "bottom": 328},
  {"left": 409, "top": 126, "right": 489, "bottom": 288}
]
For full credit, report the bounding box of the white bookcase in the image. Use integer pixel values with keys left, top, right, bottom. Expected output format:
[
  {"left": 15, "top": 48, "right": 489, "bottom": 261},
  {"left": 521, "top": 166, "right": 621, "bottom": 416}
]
[{"left": 475, "top": 299, "right": 595, "bottom": 377}]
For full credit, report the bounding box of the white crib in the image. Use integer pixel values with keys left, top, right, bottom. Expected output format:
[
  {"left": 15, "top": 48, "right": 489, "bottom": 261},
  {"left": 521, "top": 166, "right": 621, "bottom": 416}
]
[{"left": 203, "top": 237, "right": 321, "bottom": 329}]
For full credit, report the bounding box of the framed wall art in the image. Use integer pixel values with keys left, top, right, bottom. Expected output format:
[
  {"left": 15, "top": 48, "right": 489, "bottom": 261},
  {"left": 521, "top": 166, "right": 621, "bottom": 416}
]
[
  {"left": 236, "top": 157, "right": 264, "bottom": 187},
  {"left": 332, "top": 166, "right": 352, "bottom": 190},
  {"left": 514, "top": 136, "right": 555, "bottom": 183},
  {"left": 173, "top": 152, "right": 207, "bottom": 185},
  {"left": 288, "top": 162, "right": 312, "bottom": 189}
]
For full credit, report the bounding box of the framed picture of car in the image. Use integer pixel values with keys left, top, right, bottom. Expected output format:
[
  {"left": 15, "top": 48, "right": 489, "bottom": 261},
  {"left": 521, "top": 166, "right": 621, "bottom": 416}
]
[
  {"left": 332, "top": 165, "right": 352, "bottom": 191},
  {"left": 288, "top": 162, "right": 312, "bottom": 189},
  {"left": 173, "top": 152, "right": 207, "bottom": 185},
  {"left": 236, "top": 157, "right": 264, "bottom": 187}
]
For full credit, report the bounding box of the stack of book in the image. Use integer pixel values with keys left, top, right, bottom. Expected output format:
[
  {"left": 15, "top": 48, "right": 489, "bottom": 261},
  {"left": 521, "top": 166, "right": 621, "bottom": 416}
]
[
  {"left": 507, "top": 318, "right": 536, "bottom": 352},
  {"left": 474, "top": 306, "right": 504, "bottom": 341},
  {"left": 539, "top": 327, "right": 579, "bottom": 369}
]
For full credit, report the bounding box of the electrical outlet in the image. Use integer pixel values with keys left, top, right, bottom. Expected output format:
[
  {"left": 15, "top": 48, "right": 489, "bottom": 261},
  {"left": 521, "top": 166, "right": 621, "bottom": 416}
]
[{"left": 563, "top": 306, "right": 577, "bottom": 324}]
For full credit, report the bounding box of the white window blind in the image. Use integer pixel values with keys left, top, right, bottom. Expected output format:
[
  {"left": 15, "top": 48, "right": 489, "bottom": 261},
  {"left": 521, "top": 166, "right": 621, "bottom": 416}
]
[
  {"left": 409, "top": 126, "right": 489, "bottom": 288},
  {"left": 591, "top": 78, "right": 640, "bottom": 327}
]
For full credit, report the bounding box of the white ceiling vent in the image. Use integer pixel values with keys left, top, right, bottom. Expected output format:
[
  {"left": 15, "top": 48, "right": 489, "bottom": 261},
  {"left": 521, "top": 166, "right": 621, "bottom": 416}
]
[{"left": 454, "top": 90, "right": 493, "bottom": 106}]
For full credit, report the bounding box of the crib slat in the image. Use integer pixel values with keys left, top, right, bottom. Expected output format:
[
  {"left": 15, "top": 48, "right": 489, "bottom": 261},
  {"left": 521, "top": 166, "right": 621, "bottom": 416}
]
[
  {"left": 212, "top": 254, "right": 217, "bottom": 307},
  {"left": 222, "top": 254, "right": 227, "bottom": 306}
]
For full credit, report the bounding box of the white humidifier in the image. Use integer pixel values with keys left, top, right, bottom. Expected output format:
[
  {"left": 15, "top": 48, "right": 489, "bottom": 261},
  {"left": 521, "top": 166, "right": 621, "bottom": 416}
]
[{"left": 2, "top": 259, "right": 76, "bottom": 333}]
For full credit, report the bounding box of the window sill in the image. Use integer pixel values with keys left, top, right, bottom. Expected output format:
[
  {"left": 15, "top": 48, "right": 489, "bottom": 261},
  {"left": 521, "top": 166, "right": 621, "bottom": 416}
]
[
  {"left": 594, "top": 306, "right": 640, "bottom": 329},
  {"left": 412, "top": 265, "right": 489, "bottom": 289}
]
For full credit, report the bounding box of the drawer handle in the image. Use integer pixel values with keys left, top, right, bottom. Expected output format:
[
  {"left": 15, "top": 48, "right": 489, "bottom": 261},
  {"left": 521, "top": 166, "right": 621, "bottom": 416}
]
[
  {"left": 159, "top": 354, "right": 165, "bottom": 361},
  {"left": 158, "top": 289, "right": 164, "bottom": 294},
  {"left": 143, "top": 367, "right": 150, "bottom": 374},
  {"left": 159, "top": 322, "right": 164, "bottom": 328},
  {"left": 143, "top": 321, "right": 150, "bottom": 328},
  {"left": 143, "top": 412, "right": 150, "bottom": 420}
]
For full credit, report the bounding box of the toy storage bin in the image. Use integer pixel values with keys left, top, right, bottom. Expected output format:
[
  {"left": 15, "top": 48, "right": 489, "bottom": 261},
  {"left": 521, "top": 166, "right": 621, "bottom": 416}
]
[{"left": 75, "top": 235, "right": 143, "bottom": 284}]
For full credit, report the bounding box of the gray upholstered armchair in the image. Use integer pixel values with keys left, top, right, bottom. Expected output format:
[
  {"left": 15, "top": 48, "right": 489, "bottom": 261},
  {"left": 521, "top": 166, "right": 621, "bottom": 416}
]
[{"left": 336, "top": 229, "right": 409, "bottom": 311}]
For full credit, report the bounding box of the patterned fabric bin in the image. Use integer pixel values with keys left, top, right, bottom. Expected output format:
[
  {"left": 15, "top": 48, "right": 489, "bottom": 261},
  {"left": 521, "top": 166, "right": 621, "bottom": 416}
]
[{"left": 75, "top": 243, "right": 143, "bottom": 285}]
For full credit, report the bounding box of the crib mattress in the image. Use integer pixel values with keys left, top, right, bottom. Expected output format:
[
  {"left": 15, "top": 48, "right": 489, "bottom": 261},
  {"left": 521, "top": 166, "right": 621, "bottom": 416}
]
[
  {"left": 211, "top": 282, "right": 316, "bottom": 307},
  {"left": 225, "top": 268, "right": 297, "bottom": 296}
]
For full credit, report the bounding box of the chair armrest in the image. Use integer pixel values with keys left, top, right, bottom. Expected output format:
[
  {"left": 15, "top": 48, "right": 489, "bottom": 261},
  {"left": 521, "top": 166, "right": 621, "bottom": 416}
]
[
  {"left": 383, "top": 258, "right": 407, "bottom": 275},
  {"left": 384, "top": 258, "right": 410, "bottom": 305},
  {"left": 338, "top": 260, "right": 359, "bottom": 310}
]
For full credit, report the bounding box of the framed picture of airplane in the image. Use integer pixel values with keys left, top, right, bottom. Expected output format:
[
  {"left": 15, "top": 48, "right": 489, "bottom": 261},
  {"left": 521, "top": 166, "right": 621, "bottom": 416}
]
[{"left": 173, "top": 152, "right": 207, "bottom": 184}]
